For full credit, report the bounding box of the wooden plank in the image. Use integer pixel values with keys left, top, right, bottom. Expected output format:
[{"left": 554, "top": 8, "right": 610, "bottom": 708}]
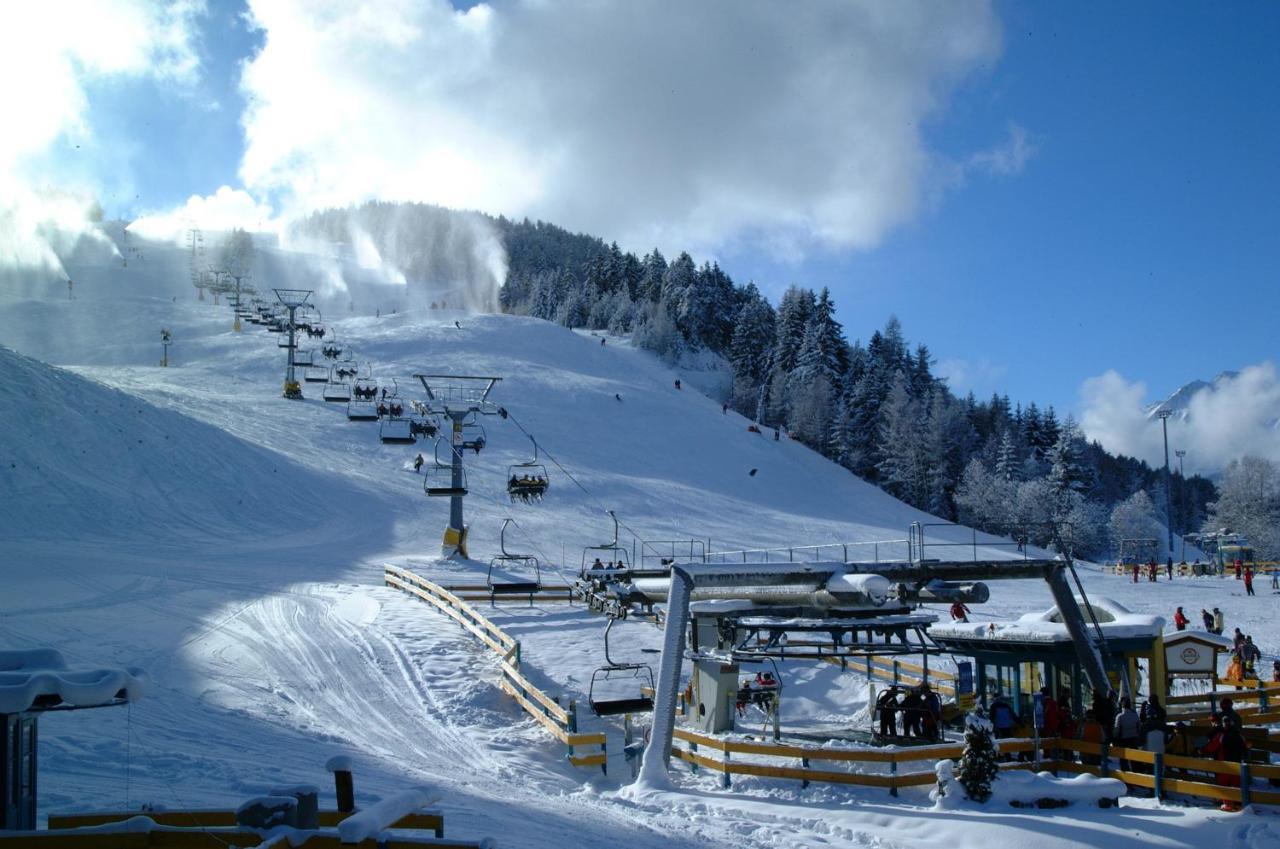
[
  {"left": 385, "top": 568, "right": 516, "bottom": 650},
  {"left": 569, "top": 753, "right": 608, "bottom": 768},
  {"left": 49, "top": 813, "right": 239, "bottom": 829},
  {"left": 1161, "top": 777, "right": 1243, "bottom": 803},
  {"left": 1107, "top": 746, "right": 1155, "bottom": 765},
  {"left": 0, "top": 834, "right": 150, "bottom": 848},
  {"left": 1161, "top": 753, "right": 1242, "bottom": 774},
  {"left": 385, "top": 576, "right": 513, "bottom": 658},
  {"left": 1107, "top": 769, "right": 1156, "bottom": 790},
  {"left": 498, "top": 678, "right": 570, "bottom": 743},
  {"left": 498, "top": 661, "right": 571, "bottom": 725}
]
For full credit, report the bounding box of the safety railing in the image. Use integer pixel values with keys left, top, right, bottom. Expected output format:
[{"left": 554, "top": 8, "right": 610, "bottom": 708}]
[
  {"left": 830, "top": 653, "right": 957, "bottom": 697},
  {"left": 385, "top": 565, "right": 607, "bottom": 772},
  {"left": 705, "top": 539, "right": 911, "bottom": 566},
  {"left": 669, "top": 729, "right": 1280, "bottom": 807},
  {"left": 639, "top": 539, "right": 707, "bottom": 567},
  {"left": 907, "top": 522, "right": 1042, "bottom": 564}
]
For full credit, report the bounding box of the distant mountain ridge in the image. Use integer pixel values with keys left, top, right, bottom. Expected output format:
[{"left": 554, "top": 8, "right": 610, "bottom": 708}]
[{"left": 1146, "top": 371, "right": 1240, "bottom": 421}]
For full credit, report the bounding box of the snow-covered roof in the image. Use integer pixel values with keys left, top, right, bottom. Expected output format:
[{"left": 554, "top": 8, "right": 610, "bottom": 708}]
[
  {"left": 0, "top": 649, "right": 147, "bottom": 714},
  {"left": 1163, "top": 630, "right": 1234, "bottom": 650},
  {"left": 930, "top": 597, "right": 1163, "bottom": 644}
]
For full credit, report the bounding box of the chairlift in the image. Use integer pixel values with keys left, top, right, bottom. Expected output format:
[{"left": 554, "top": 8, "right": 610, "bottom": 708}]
[
  {"left": 460, "top": 422, "right": 486, "bottom": 454},
  {"left": 277, "top": 333, "right": 297, "bottom": 349},
  {"left": 321, "top": 340, "right": 344, "bottom": 360},
  {"left": 486, "top": 519, "right": 542, "bottom": 601},
  {"left": 507, "top": 436, "right": 549, "bottom": 503},
  {"left": 293, "top": 349, "right": 315, "bottom": 368},
  {"left": 303, "top": 364, "right": 329, "bottom": 383},
  {"left": 424, "top": 441, "right": 467, "bottom": 496},
  {"left": 378, "top": 415, "right": 415, "bottom": 444},
  {"left": 347, "top": 396, "right": 378, "bottom": 421},
  {"left": 322, "top": 366, "right": 352, "bottom": 402},
  {"left": 588, "top": 618, "right": 657, "bottom": 717},
  {"left": 580, "top": 511, "right": 631, "bottom": 577}
]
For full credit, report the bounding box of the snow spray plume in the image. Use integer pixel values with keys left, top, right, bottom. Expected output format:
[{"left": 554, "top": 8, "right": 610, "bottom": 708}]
[
  {"left": 1081, "top": 363, "right": 1280, "bottom": 473},
  {"left": 0, "top": 184, "right": 120, "bottom": 298}
]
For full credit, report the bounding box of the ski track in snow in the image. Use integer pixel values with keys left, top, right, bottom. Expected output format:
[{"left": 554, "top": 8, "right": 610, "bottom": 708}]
[{"left": 3, "top": 241, "right": 1278, "bottom": 848}]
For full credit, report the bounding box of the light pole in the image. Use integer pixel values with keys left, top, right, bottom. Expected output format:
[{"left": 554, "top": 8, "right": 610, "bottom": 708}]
[
  {"left": 1157, "top": 410, "right": 1174, "bottom": 558},
  {"left": 160, "top": 329, "right": 171, "bottom": 367},
  {"left": 1175, "top": 449, "right": 1186, "bottom": 560}
]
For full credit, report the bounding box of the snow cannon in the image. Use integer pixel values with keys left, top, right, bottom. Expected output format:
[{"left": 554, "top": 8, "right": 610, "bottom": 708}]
[{"left": 893, "top": 579, "right": 990, "bottom": 604}]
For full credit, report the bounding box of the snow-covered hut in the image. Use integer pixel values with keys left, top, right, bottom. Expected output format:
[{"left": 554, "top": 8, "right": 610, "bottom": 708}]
[{"left": 928, "top": 597, "right": 1164, "bottom": 723}]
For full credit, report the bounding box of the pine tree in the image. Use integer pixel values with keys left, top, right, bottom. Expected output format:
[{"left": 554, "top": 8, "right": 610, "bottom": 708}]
[
  {"left": 995, "top": 429, "right": 1021, "bottom": 482},
  {"left": 956, "top": 712, "right": 1000, "bottom": 803},
  {"left": 876, "top": 371, "right": 925, "bottom": 506}
]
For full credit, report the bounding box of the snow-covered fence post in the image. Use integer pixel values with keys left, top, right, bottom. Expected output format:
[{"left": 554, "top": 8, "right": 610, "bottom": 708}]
[
  {"left": 722, "top": 748, "right": 731, "bottom": 789},
  {"left": 1258, "top": 681, "right": 1268, "bottom": 712},
  {"left": 801, "top": 757, "right": 810, "bottom": 788},
  {"left": 1099, "top": 742, "right": 1110, "bottom": 777}
]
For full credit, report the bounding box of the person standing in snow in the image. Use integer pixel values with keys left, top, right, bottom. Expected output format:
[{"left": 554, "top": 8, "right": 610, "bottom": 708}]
[
  {"left": 1244, "top": 564, "right": 1255, "bottom": 596},
  {"left": 1173, "top": 607, "right": 1188, "bottom": 631},
  {"left": 876, "top": 687, "right": 900, "bottom": 737},
  {"left": 1201, "top": 608, "right": 1214, "bottom": 631},
  {"left": 1113, "top": 698, "right": 1141, "bottom": 769},
  {"left": 413, "top": 454, "right": 424, "bottom": 473},
  {"left": 674, "top": 378, "right": 681, "bottom": 390},
  {"left": 1167, "top": 556, "right": 1174, "bottom": 580},
  {"left": 1213, "top": 607, "right": 1225, "bottom": 635},
  {"left": 950, "top": 601, "right": 971, "bottom": 622}
]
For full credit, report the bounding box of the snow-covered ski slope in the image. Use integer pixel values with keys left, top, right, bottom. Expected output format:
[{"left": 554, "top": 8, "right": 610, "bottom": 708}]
[{"left": 2, "top": 234, "right": 1273, "bottom": 849}]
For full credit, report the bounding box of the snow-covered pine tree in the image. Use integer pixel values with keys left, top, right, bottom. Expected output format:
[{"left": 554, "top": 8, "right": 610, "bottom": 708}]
[
  {"left": 876, "top": 371, "right": 926, "bottom": 507},
  {"left": 995, "top": 429, "right": 1021, "bottom": 482},
  {"left": 956, "top": 711, "right": 1000, "bottom": 803},
  {"left": 638, "top": 249, "right": 667, "bottom": 303},
  {"left": 728, "top": 287, "right": 776, "bottom": 414}
]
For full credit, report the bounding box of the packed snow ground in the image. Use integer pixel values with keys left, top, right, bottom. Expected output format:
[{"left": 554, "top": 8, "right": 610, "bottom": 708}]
[{"left": 3, "top": 234, "right": 1278, "bottom": 848}]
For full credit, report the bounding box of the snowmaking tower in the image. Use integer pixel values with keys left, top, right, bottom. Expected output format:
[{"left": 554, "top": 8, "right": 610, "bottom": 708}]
[
  {"left": 414, "top": 374, "right": 502, "bottom": 559},
  {"left": 274, "top": 288, "right": 313, "bottom": 399}
]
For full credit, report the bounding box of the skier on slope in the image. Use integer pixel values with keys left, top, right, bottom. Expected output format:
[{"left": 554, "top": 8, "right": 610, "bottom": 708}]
[
  {"left": 413, "top": 454, "right": 424, "bottom": 473},
  {"left": 949, "top": 601, "right": 971, "bottom": 622}
]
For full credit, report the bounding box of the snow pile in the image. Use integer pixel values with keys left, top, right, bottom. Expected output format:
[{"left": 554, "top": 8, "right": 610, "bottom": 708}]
[
  {"left": 994, "top": 770, "right": 1125, "bottom": 808},
  {"left": 0, "top": 345, "right": 348, "bottom": 541},
  {"left": 335, "top": 787, "right": 435, "bottom": 844},
  {"left": 0, "top": 648, "right": 146, "bottom": 713},
  {"left": 931, "top": 596, "right": 1163, "bottom": 642}
]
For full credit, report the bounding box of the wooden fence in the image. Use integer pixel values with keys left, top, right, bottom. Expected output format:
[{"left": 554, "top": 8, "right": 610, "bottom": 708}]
[
  {"left": 384, "top": 565, "right": 607, "bottom": 772},
  {"left": 669, "top": 728, "right": 1280, "bottom": 807},
  {"left": 829, "top": 654, "right": 957, "bottom": 698}
]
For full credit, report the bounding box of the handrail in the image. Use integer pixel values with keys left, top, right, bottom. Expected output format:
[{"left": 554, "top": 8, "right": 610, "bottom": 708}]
[{"left": 385, "top": 564, "right": 606, "bottom": 771}]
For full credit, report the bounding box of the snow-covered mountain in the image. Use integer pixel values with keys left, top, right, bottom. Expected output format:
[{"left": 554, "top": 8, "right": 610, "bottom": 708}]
[
  {"left": 1146, "top": 371, "right": 1239, "bottom": 421},
  {"left": 1, "top": 231, "right": 1268, "bottom": 849}
]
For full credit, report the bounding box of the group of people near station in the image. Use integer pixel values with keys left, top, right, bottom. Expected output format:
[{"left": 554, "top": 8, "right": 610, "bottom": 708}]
[
  {"left": 875, "top": 684, "right": 944, "bottom": 741},
  {"left": 736, "top": 671, "right": 781, "bottom": 717},
  {"left": 1223, "top": 628, "right": 1269, "bottom": 682},
  {"left": 351, "top": 383, "right": 378, "bottom": 400}
]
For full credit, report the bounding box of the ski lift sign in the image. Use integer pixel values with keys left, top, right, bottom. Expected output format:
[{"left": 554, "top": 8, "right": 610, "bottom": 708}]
[
  {"left": 957, "top": 661, "right": 976, "bottom": 711},
  {"left": 1164, "top": 635, "right": 1217, "bottom": 673}
]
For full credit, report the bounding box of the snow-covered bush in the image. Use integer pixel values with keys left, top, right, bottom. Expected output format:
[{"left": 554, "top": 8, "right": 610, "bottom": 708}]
[{"left": 956, "top": 711, "right": 1000, "bottom": 803}]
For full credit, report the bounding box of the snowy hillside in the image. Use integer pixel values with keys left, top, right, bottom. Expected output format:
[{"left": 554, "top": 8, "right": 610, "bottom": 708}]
[{"left": 1, "top": 232, "right": 1273, "bottom": 849}]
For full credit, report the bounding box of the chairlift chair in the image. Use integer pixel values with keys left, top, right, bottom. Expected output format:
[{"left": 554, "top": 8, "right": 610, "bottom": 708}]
[
  {"left": 588, "top": 618, "right": 657, "bottom": 717},
  {"left": 277, "top": 334, "right": 297, "bottom": 349},
  {"left": 293, "top": 349, "right": 315, "bottom": 368},
  {"left": 486, "top": 519, "right": 542, "bottom": 602},
  {"left": 378, "top": 415, "right": 415, "bottom": 444},
  {"left": 424, "top": 446, "right": 467, "bottom": 497},
  {"left": 347, "top": 397, "right": 378, "bottom": 421},
  {"left": 507, "top": 437, "right": 549, "bottom": 502},
  {"left": 460, "top": 422, "right": 486, "bottom": 454},
  {"left": 303, "top": 364, "right": 329, "bottom": 383},
  {"left": 322, "top": 366, "right": 352, "bottom": 402}
]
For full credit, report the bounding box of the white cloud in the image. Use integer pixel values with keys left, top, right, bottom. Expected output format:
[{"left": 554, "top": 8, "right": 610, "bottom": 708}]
[
  {"left": 1080, "top": 363, "right": 1280, "bottom": 473},
  {"left": 237, "top": 0, "right": 1004, "bottom": 257},
  {"left": 0, "top": 0, "right": 205, "bottom": 277},
  {"left": 966, "top": 123, "right": 1035, "bottom": 177},
  {"left": 937, "top": 356, "right": 1008, "bottom": 395},
  {"left": 128, "top": 185, "right": 276, "bottom": 243}
]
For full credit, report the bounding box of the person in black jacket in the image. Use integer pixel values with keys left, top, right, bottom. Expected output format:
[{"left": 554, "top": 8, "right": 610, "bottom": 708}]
[{"left": 876, "top": 687, "right": 900, "bottom": 737}]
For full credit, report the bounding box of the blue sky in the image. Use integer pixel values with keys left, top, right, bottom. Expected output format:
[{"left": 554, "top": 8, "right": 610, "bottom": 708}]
[{"left": 24, "top": 1, "right": 1280, "bottom": 421}]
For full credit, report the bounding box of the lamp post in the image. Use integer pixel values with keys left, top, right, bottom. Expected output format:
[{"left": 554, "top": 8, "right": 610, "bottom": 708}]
[
  {"left": 1175, "top": 449, "right": 1186, "bottom": 560},
  {"left": 1157, "top": 410, "right": 1174, "bottom": 557},
  {"left": 160, "top": 329, "right": 171, "bottom": 367}
]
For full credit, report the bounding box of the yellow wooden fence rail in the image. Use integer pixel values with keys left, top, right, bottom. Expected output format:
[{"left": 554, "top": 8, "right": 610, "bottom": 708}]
[
  {"left": 829, "top": 654, "right": 957, "bottom": 697},
  {"left": 668, "top": 727, "right": 1280, "bottom": 807},
  {"left": 384, "top": 565, "right": 607, "bottom": 772}
]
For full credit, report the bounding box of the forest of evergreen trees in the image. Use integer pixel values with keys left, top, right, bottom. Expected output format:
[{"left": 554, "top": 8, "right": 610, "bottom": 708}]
[{"left": 295, "top": 202, "right": 1220, "bottom": 558}]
